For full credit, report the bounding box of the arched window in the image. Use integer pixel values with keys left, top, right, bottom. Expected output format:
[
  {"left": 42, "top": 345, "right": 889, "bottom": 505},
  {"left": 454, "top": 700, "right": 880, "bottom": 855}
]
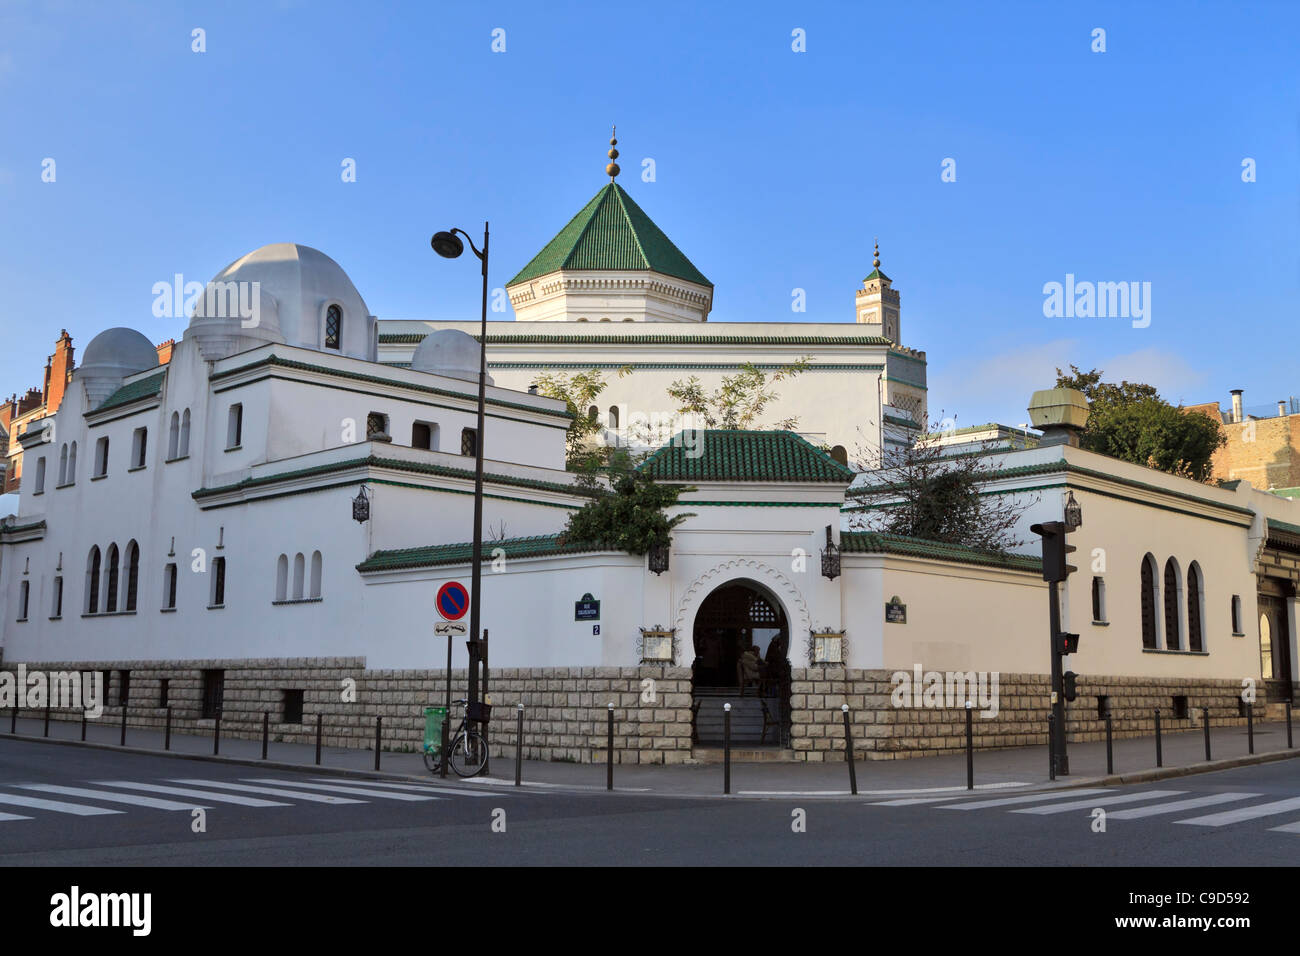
[
  {"left": 1091, "top": 576, "right": 1106, "bottom": 623},
  {"left": 163, "top": 563, "right": 177, "bottom": 610},
  {"left": 587, "top": 406, "right": 598, "bottom": 421},
  {"left": 1231, "top": 595, "right": 1243, "bottom": 634},
  {"left": 58, "top": 444, "right": 68, "bottom": 485},
  {"left": 124, "top": 541, "right": 140, "bottom": 611},
  {"left": 1187, "top": 563, "right": 1204, "bottom": 652},
  {"left": 292, "top": 553, "right": 305, "bottom": 601},
  {"left": 1140, "top": 554, "right": 1158, "bottom": 649},
  {"left": 104, "top": 544, "right": 120, "bottom": 613},
  {"left": 67, "top": 441, "right": 77, "bottom": 483},
  {"left": 275, "top": 554, "right": 288, "bottom": 602},
  {"left": 1260, "top": 612, "right": 1273, "bottom": 679},
  {"left": 86, "top": 546, "right": 102, "bottom": 614},
  {"left": 168, "top": 412, "right": 180, "bottom": 459},
  {"left": 608, "top": 406, "right": 619, "bottom": 429},
  {"left": 310, "top": 551, "right": 322, "bottom": 599},
  {"left": 325, "top": 304, "right": 342, "bottom": 350},
  {"left": 180, "top": 409, "right": 191, "bottom": 457},
  {"left": 1163, "top": 558, "right": 1182, "bottom": 650}
]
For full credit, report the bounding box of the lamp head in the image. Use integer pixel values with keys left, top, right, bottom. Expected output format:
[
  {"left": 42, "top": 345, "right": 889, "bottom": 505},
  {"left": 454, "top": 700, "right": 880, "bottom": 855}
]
[{"left": 431, "top": 231, "right": 465, "bottom": 259}]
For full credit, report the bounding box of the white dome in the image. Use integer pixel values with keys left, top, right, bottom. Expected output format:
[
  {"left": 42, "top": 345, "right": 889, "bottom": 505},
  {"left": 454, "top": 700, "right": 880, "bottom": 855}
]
[
  {"left": 79, "top": 327, "right": 159, "bottom": 407},
  {"left": 410, "top": 330, "right": 492, "bottom": 384},
  {"left": 185, "top": 243, "right": 375, "bottom": 361}
]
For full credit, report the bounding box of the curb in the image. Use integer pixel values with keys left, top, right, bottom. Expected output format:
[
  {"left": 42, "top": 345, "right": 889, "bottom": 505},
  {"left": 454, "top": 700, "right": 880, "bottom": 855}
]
[{"left": 1048, "top": 747, "right": 1300, "bottom": 790}]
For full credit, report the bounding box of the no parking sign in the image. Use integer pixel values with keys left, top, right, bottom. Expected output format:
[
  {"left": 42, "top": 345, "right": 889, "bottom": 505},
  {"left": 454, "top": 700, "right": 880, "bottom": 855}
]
[{"left": 436, "top": 581, "right": 469, "bottom": 621}]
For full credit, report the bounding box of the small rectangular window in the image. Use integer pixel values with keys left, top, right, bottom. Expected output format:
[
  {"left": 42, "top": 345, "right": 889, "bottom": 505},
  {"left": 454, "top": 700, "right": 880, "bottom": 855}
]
[
  {"left": 226, "top": 404, "right": 243, "bottom": 450},
  {"left": 1172, "top": 695, "right": 1189, "bottom": 720},
  {"left": 131, "top": 427, "right": 148, "bottom": 469},
  {"left": 325, "top": 305, "right": 342, "bottom": 350},
  {"left": 163, "top": 562, "right": 178, "bottom": 609},
  {"left": 1091, "top": 576, "right": 1106, "bottom": 622},
  {"left": 460, "top": 427, "right": 477, "bottom": 457},
  {"left": 210, "top": 556, "right": 226, "bottom": 607},
  {"left": 94, "top": 436, "right": 110, "bottom": 477},
  {"left": 18, "top": 581, "right": 30, "bottom": 620},
  {"left": 201, "top": 669, "right": 225, "bottom": 719},
  {"left": 283, "top": 689, "right": 305, "bottom": 724},
  {"left": 412, "top": 421, "right": 438, "bottom": 450},
  {"left": 1231, "top": 595, "right": 1242, "bottom": 634},
  {"left": 366, "top": 412, "right": 389, "bottom": 439},
  {"left": 159, "top": 678, "right": 169, "bottom": 708},
  {"left": 119, "top": 670, "right": 131, "bottom": 706},
  {"left": 34, "top": 457, "right": 46, "bottom": 494},
  {"left": 52, "top": 576, "right": 63, "bottom": 618}
]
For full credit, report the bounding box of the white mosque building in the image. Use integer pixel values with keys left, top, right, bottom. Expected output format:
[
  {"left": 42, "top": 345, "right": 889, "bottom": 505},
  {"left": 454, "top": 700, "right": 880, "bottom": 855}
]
[{"left": 0, "top": 149, "right": 1295, "bottom": 763}]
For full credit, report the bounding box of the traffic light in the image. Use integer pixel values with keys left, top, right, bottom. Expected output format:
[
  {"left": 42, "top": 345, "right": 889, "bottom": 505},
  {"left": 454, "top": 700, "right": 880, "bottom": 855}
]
[
  {"left": 1055, "top": 632, "right": 1081, "bottom": 656},
  {"left": 1030, "top": 521, "right": 1077, "bottom": 583},
  {"left": 1063, "top": 671, "right": 1078, "bottom": 702}
]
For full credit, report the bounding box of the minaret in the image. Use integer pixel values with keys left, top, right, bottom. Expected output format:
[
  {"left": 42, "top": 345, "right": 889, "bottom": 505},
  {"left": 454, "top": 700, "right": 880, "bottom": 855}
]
[{"left": 855, "top": 239, "right": 901, "bottom": 343}]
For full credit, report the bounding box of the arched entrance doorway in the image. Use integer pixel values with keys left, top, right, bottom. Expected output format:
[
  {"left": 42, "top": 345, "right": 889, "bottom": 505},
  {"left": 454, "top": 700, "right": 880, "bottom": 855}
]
[{"left": 691, "top": 580, "right": 791, "bottom": 748}]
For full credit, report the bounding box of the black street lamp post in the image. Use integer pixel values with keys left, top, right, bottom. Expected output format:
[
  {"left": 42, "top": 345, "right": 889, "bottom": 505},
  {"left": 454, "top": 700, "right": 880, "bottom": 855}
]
[{"left": 432, "top": 223, "right": 490, "bottom": 728}]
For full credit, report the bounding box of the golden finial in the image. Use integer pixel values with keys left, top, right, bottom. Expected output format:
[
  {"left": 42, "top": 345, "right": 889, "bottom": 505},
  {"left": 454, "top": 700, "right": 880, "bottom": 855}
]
[
  {"left": 606, "top": 124, "right": 621, "bottom": 181},
  {"left": 873, "top": 238, "right": 880, "bottom": 269}
]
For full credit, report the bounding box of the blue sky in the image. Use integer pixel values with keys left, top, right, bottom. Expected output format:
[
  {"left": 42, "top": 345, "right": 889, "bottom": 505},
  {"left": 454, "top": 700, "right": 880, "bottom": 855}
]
[{"left": 1, "top": 0, "right": 1297, "bottom": 427}]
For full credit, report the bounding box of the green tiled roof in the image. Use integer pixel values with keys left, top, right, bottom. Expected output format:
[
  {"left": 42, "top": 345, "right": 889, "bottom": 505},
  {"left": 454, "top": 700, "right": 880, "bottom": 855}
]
[
  {"left": 357, "top": 533, "right": 616, "bottom": 572},
  {"left": 638, "top": 430, "right": 855, "bottom": 483},
  {"left": 863, "top": 268, "right": 890, "bottom": 282},
  {"left": 507, "top": 183, "right": 712, "bottom": 288},
  {"left": 840, "top": 530, "right": 1042, "bottom": 573},
  {"left": 95, "top": 370, "right": 166, "bottom": 412},
  {"left": 380, "top": 332, "right": 893, "bottom": 347},
  {"left": 1267, "top": 517, "right": 1300, "bottom": 537}
]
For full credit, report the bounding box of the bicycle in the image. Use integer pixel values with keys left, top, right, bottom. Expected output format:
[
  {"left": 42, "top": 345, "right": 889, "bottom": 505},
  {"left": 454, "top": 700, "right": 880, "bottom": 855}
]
[{"left": 423, "top": 698, "right": 489, "bottom": 777}]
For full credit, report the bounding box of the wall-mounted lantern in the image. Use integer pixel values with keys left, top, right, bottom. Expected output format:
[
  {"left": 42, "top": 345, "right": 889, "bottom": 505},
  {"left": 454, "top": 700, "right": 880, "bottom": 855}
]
[
  {"left": 820, "top": 525, "right": 841, "bottom": 580},
  {"left": 1064, "top": 490, "right": 1083, "bottom": 531},
  {"left": 352, "top": 485, "right": 371, "bottom": 524},
  {"left": 648, "top": 541, "right": 669, "bottom": 575}
]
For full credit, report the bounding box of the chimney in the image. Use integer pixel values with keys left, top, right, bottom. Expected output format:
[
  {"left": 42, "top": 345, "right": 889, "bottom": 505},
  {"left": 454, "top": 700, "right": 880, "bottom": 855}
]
[
  {"left": 1230, "top": 389, "right": 1243, "bottom": 424},
  {"left": 1279, "top": 401, "right": 1287, "bottom": 418},
  {"left": 46, "top": 330, "right": 74, "bottom": 415},
  {"left": 155, "top": 338, "right": 175, "bottom": 365}
]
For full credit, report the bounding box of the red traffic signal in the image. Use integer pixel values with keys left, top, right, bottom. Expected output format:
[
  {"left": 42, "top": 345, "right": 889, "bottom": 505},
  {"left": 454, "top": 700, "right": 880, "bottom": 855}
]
[{"left": 1055, "top": 632, "right": 1081, "bottom": 656}]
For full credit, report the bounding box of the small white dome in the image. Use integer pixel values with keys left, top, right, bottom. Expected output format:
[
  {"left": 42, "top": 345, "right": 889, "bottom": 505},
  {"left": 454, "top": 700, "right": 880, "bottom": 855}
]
[
  {"left": 410, "top": 330, "right": 492, "bottom": 384},
  {"left": 79, "top": 327, "right": 159, "bottom": 407}
]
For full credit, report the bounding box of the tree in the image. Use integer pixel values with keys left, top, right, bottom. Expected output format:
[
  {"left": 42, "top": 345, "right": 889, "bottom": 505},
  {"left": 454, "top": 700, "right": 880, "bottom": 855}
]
[
  {"left": 561, "top": 471, "right": 694, "bottom": 555},
  {"left": 665, "top": 358, "right": 811, "bottom": 431},
  {"left": 531, "top": 366, "right": 633, "bottom": 473},
  {"left": 848, "top": 416, "right": 1034, "bottom": 553},
  {"left": 1055, "top": 365, "right": 1225, "bottom": 481}
]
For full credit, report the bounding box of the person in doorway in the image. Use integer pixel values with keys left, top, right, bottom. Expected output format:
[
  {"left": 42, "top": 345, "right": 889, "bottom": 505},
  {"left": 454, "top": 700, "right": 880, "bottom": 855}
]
[{"left": 737, "top": 643, "right": 762, "bottom": 695}]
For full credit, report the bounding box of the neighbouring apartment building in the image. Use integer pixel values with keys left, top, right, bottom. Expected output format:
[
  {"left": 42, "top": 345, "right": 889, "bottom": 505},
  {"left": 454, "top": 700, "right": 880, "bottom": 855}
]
[{"left": 1186, "top": 389, "right": 1300, "bottom": 495}]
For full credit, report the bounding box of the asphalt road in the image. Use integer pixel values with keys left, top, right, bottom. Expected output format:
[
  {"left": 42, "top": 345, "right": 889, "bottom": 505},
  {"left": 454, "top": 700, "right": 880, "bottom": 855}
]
[{"left": 1, "top": 737, "right": 1298, "bottom": 866}]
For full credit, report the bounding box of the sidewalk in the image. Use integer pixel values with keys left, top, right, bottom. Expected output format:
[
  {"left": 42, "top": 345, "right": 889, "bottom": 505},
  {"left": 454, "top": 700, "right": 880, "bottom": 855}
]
[{"left": 3, "top": 713, "right": 1296, "bottom": 797}]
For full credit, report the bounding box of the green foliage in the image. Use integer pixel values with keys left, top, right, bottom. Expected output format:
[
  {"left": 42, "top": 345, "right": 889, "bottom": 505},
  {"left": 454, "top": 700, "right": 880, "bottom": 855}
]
[
  {"left": 666, "top": 358, "right": 811, "bottom": 430},
  {"left": 531, "top": 366, "right": 633, "bottom": 467},
  {"left": 562, "top": 472, "right": 694, "bottom": 555},
  {"left": 1055, "top": 365, "right": 1225, "bottom": 481}
]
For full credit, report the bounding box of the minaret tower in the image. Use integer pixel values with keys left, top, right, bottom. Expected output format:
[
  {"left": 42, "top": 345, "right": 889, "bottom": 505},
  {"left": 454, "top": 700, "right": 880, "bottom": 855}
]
[{"left": 855, "top": 239, "right": 901, "bottom": 343}]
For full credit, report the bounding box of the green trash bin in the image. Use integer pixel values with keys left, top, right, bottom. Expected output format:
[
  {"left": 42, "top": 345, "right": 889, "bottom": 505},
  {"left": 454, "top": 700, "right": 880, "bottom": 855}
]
[{"left": 423, "top": 706, "right": 448, "bottom": 757}]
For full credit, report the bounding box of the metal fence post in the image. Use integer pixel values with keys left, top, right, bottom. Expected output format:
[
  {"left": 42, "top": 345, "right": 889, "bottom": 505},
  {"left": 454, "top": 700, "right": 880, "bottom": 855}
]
[
  {"left": 1048, "top": 712, "right": 1056, "bottom": 781},
  {"left": 81, "top": 707, "right": 88, "bottom": 742},
  {"left": 606, "top": 702, "right": 614, "bottom": 792},
  {"left": 515, "top": 703, "right": 523, "bottom": 787},
  {"left": 965, "top": 700, "right": 975, "bottom": 790},
  {"left": 44, "top": 700, "right": 51, "bottom": 738},
  {"left": 213, "top": 711, "right": 221, "bottom": 755},
  {"left": 1247, "top": 704, "right": 1254, "bottom": 754},
  {"left": 1203, "top": 706, "right": 1211, "bottom": 761},
  {"left": 9, "top": 704, "right": 15, "bottom": 734},
  {"left": 1154, "top": 708, "right": 1162, "bottom": 768},
  {"left": 723, "top": 702, "right": 732, "bottom": 795},
  {"left": 841, "top": 704, "right": 857, "bottom": 796},
  {"left": 164, "top": 705, "right": 172, "bottom": 751},
  {"left": 120, "top": 702, "right": 127, "bottom": 746},
  {"left": 314, "top": 713, "right": 322, "bottom": 765},
  {"left": 374, "top": 715, "right": 383, "bottom": 771},
  {"left": 262, "top": 711, "right": 269, "bottom": 760}
]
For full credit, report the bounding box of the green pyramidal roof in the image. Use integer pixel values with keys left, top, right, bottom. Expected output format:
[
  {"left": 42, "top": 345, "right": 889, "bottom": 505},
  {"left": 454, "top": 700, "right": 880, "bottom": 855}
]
[{"left": 507, "top": 183, "right": 712, "bottom": 288}]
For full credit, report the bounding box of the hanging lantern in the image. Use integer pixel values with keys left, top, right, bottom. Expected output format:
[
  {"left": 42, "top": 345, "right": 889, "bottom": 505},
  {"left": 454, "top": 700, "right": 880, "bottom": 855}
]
[
  {"left": 648, "top": 541, "right": 670, "bottom": 575},
  {"left": 1063, "top": 490, "right": 1083, "bottom": 531},
  {"left": 352, "top": 485, "right": 371, "bottom": 524},
  {"left": 821, "top": 524, "right": 841, "bottom": 580}
]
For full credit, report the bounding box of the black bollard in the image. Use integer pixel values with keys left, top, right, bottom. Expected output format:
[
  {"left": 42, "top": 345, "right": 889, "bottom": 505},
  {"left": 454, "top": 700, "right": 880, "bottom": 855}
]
[
  {"left": 374, "top": 715, "right": 383, "bottom": 771},
  {"left": 1247, "top": 704, "right": 1254, "bottom": 754},
  {"left": 315, "top": 713, "right": 322, "bottom": 765},
  {"left": 1048, "top": 713, "right": 1056, "bottom": 781},
  {"left": 1154, "top": 708, "right": 1162, "bottom": 768},
  {"left": 10, "top": 704, "right": 15, "bottom": 734},
  {"left": 120, "top": 702, "right": 127, "bottom": 746},
  {"left": 965, "top": 701, "right": 975, "bottom": 791},
  {"left": 1287, "top": 701, "right": 1294, "bottom": 750},
  {"left": 81, "top": 707, "right": 87, "bottom": 742},
  {"left": 1105, "top": 713, "right": 1114, "bottom": 775},
  {"left": 163, "top": 705, "right": 171, "bottom": 751},
  {"left": 842, "top": 705, "right": 858, "bottom": 796},
  {"left": 44, "top": 700, "right": 51, "bottom": 738},
  {"left": 213, "top": 711, "right": 221, "bottom": 755},
  {"left": 606, "top": 703, "right": 614, "bottom": 792},
  {"left": 262, "top": 711, "right": 269, "bottom": 760},
  {"left": 723, "top": 703, "right": 732, "bottom": 795},
  {"left": 515, "top": 703, "right": 523, "bottom": 787},
  {"left": 1203, "top": 707, "right": 1212, "bottom": 761}
]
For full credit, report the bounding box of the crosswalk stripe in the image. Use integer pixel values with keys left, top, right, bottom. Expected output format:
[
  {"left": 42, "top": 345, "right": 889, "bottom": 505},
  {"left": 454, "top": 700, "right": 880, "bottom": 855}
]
[
  {"left": 0, "top": 812, "right": 34, "bottom": 822},
  {"left": 1266, "top": 820, "right": 1300, "bottom": 833},
  {"left": 92, "top": 781, "right": 290, "bottom": 807},
  {"left": 1011, "top": 790, "right": 1185, "bottom": 815},
  {"left": 244, "top": 779, "right": 438, "bottom": 801},
  {"left": 1107, "top": 793, "right": 1261, "bottom": 820},
  {"left": 308, "top": 777, "right": 498, "bottom": 798},
  {"left": 0, "top": 792, "right": 123, "bottom": 816},
  {"left": 938, "top": 788, "right": 1114, "bottom": 810},
  {"left": 873, "top": 796, "right": 986, "bottom": 806},
  {"left": 169, "top": 779, "right": 367, "bottom": 804},
  {"left": 15, "top": 784, "right": 209, "bottom": 811},
  {"left": 1175, "top": 796, "right": 1300, "bottom": 827}
]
